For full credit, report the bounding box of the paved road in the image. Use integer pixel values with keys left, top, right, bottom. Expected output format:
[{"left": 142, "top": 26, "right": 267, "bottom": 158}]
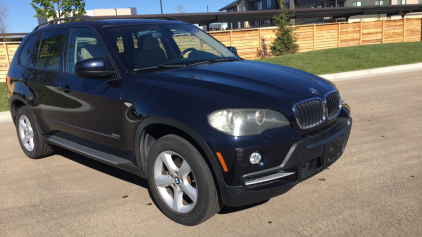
[{"left": 1, "top": 71, "right": 421, "bottom": 237}]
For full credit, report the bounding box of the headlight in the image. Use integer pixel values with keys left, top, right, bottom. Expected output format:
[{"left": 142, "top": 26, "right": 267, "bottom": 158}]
[{"left": 208, "top": 109, "right": 290, "bottom": 136}]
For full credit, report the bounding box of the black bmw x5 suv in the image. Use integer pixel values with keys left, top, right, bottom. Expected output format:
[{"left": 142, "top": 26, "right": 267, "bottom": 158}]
[{"left": 6, "top": 17, "right": 352, "bottom": 225}]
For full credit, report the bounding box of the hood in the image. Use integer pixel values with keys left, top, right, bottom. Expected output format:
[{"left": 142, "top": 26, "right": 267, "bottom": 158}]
[{"left": 140, "top": 60, "right": 336, "bottom": 116}]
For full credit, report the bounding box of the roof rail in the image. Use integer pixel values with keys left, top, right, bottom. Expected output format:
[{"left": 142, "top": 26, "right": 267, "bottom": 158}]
[
  {"left": 33, "top": 16, "right": 96, "bottom": 31},
  {"left": 141, "top": 16, "right": 179, "bottom": 21}
]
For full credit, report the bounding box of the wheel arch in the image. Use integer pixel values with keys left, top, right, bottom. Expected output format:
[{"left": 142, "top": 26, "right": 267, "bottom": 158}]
[
  {"left": 134, "top": 117, "right": 223, "bottom": 182},
  {"left": 9, "top": 95, "right": 29, "bottom": 125}
]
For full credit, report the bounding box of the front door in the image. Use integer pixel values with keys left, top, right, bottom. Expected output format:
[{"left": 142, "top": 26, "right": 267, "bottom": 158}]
[{"left": 60, "top": 27, "right": 124, "bottom": 150}]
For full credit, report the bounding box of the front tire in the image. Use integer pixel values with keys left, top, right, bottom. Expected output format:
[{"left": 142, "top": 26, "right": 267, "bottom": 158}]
[
  {"left": 16, "top": 106, "right": 55, "bottom": 159},
  {"left": 147, "top": 135, "right": 221, "bottom": 225}
]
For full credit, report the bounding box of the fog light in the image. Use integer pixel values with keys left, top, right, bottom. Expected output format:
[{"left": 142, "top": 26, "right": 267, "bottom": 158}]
[{"left": 250, "top": 152, "right": 262, "bottom": 164}]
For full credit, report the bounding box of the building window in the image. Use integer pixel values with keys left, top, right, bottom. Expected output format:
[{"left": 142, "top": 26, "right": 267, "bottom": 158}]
[
  {"left": 398, "top": 0, "right": 406, "bottom": 4},
  {"left": 257, "top": 1, "right": 263, "bottom": 10},
  {"left": 267, "top": 0, "right": 272, "bottom": 8},
  {"left": 239, "top": 6, "right": 244, "bottom": 11},
  {"left": 352, "top": 1, "right": 362, "bottom": 6},
  {"left": 375, "top": 0, "right": 384, "bottom": 5}
]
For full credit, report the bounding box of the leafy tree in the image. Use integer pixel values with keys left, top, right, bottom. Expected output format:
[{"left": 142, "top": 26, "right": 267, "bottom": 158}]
[
  {"left": 270, "top": 0, "right": 298, "bottom": 56},
  {"left": 30, "top": 0, "right": 86, "bottom": 20}
]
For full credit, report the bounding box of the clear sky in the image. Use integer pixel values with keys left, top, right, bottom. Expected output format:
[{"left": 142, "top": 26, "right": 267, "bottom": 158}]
[{"left": 3, "top": 0, "right": 233, "bottom": 33}]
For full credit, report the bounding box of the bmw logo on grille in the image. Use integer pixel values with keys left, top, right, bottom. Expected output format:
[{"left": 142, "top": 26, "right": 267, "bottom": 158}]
[
  {"left": 309, "top": 87, "right": 319, "bottom": 94},
  {"left": 174, "top": 178, "right": 180, "bottom": 184}
]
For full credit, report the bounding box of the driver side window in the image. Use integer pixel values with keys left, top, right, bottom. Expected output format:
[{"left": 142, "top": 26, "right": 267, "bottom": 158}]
[{"left": 67, "top": 28, "right": 112, "bottom": 74}]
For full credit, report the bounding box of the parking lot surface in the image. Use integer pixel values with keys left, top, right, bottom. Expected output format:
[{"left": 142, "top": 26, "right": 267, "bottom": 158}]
[{"left": 1, "top": 70, "right": 421, "bottom": 236}]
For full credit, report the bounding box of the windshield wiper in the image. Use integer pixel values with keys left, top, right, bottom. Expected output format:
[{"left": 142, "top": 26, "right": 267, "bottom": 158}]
[
  {"left": 189, "top": 58, "right": 239, "bottom": 67},
  {"left": 134, "top": 64, "right": 186, "bottom": 72}
]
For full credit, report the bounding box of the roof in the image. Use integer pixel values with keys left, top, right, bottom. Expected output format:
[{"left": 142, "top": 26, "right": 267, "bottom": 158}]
[
  {"left": 31, "top": 5, "right": 422, "bottom": 31},
  {"left": 93, "top": 5, "right": 422, "bottom": 25},
  {"left": 0, "top": 33, "right": 28, "bottom": 42},
  {"left": 219, "top": 1, "right": 239, "bottom": 12}
]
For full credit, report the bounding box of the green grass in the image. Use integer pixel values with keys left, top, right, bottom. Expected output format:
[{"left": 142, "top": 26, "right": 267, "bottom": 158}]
[
  {"left": 257, "top": 41, "right": 422, "bottom": 75},
  {"left": 0, "top": 83, "right": 8, "bottom": 112}
]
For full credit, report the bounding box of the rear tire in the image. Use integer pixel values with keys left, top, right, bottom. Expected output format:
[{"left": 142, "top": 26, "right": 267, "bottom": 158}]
[
  {"left": 147, "top": 135, "right": 221, "bottom": 226},
  {"left": 16, "top": 106, "right": 55, "bottom": 159}
]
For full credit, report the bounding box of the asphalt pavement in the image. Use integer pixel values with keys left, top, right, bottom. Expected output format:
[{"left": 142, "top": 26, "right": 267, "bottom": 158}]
[{"left": 1, "top": 70, "right": 421, "bottom": 236}]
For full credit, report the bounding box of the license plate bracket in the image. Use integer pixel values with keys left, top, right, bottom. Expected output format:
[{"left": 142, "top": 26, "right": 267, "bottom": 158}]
[{"left": 324, "top": 137, "right": 344, "bottom": 165}]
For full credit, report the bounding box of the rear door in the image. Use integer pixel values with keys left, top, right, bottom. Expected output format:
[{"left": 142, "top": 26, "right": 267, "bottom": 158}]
[
  {"left": 60, "top": 27, "right": 124, "bottom": 150},
  {"left": 23, "top": 28, "right": 68, "bottom": 133}
]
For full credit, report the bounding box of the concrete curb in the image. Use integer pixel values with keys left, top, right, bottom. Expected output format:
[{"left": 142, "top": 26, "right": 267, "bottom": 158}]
[
  {"left": 319, "top": 63, "right": 422, "bottom": 82},
  {"left": 0, "top": 111, "right": 12, "bottom": 124}
]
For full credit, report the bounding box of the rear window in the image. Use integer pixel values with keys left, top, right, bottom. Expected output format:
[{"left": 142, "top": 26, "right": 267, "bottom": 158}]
[
  {"left": 19, "top": 34, "right": 40, "bottom": 66},
  {"left": 37, "top": 28, "right": 67, "bottom": 71}
]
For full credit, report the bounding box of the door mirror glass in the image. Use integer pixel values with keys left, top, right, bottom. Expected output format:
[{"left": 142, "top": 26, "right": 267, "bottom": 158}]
[{"left": 75, "top": 58, "right": 113, "bottom": 79}]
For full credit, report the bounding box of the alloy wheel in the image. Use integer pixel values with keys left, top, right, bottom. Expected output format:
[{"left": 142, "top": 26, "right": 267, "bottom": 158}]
[
  {"left": 18, "top": 115, "right": 35, "bottom": 152},
  {"left": 153, "top": 150, "right": 198, "bottom": 213}
]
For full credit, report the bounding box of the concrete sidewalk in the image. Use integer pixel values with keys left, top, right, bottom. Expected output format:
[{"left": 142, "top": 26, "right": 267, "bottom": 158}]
[
  {"left": 320, "top": 62, "right": 422, "bottom": 81},
  {"left": 0, "top": 111, "right": 11, "bottom": 124}
]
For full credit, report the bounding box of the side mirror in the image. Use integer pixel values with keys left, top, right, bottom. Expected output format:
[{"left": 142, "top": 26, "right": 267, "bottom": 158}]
[
  {"left": 75, "top": 58, "right": 114, "bottom": 79},
  {"left": 227, "top": 46, "right": 238, "bottom": 56}
]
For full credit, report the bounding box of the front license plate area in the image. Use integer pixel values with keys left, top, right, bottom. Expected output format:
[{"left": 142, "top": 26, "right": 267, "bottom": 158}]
[{"left": 324, "top": 137, "right": 344, "bottom": 165}]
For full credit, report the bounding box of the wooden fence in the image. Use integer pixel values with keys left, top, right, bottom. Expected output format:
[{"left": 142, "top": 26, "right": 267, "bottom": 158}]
[
  {"left": 209, "top": 18, "right": 422, "bottom": 60},
  {"left": 0, "top": 18, "right": 421, "bottom": 81},
  {"left": 0, "top": 42, "right": 19, "bottom": 82}
]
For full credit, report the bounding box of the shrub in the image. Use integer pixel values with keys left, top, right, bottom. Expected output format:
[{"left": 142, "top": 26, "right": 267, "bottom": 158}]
[{"left": 270, "top": 0, "right": 298, "bottom": 56}]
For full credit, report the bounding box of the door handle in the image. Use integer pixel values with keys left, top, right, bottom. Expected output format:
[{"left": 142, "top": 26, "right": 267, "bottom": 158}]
[{"left": 60, "top": 85, "right": 72, "bottom": 93}]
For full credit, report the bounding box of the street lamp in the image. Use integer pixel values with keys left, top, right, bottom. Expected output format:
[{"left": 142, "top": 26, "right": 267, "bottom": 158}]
[{"left": 160, "top": 0, "right": 163, "bottom": 14}]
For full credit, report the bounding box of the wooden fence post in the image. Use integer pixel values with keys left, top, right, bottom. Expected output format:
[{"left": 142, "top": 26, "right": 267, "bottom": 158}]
[
  {"left": 360, "top": 21, "right": 363, "bottom": 45},
  {"left": 230, "top": 30, "right": 233, "bottom": 46},
  {"left": 4, "top": 43, "right": 10, "bottom": 67},
  {"left": 382, "top": 20, "right": 385, "bottom": 44},
  {"left": 259, "top": 29, "right": 262, "bottom": 49},
  {"left": 313, "top": 25, "right": 316, "bottom": 50},
  {"left": 403, "top": 18, "right": 406, "bottom": 42},
  {"left": 338, "top": 23, "right": 341, "bottom": 48}
]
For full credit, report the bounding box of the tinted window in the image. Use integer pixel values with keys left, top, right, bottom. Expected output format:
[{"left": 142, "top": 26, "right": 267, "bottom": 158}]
[
  {"left": 67, "top": 28, "right": 112, "bottom": 73},
  {"left": 38, "top": 28, "right": 67, "bottom": 71},
  {"left": 28, "top": 35, "right": 42, "bottom": 68},
  {"left": 19, "top": 34, "right": 40, "bottom": 66}
]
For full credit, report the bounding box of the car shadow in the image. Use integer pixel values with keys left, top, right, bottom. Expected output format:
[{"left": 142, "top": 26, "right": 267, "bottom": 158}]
[
  {"left": 55, "top": 148, "right": 269, "bottom": 215},
  {"left": 56, "top": 148, "right": 149, "bottom": 189},
  {"left": 218, "top": 200, "right": 269, "bottom": 215}
]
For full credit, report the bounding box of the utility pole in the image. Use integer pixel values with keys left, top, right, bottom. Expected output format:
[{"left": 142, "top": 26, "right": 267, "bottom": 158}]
[
  {"left": 160, "top": 0, "right": 163, "bottom": 14},
  {"left": 207, "top": 5, "right": 209, "bottom": 12}
]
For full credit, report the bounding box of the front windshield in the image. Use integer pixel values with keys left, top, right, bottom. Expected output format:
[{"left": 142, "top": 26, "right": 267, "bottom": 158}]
[{"left": 105, "top": 23, "right": 239, "bottom": 70}]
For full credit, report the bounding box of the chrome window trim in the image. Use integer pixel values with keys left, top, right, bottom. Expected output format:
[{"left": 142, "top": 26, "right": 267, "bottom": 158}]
[
  {"left": 292, "top": 97, "right": 326, "bottom": 129},
  {"left": 324, "top": 90, "right": 342, "bottom": 120}
]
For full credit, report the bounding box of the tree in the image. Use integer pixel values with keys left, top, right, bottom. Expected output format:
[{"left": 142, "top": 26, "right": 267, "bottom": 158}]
[
  {"left": 0, "top": 1, "right": 10, "bottom": 42},
  {"left": 30, "top": 0, "right": 87, "bottom": 21},
  {"left": 270, "top": 0, "right": 298, "bottom": 56},
  {"left": 176, "top": 5, "right": 185, "bottom": 14}
]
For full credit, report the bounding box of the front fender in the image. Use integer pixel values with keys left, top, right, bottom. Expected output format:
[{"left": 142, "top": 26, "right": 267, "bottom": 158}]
[{"left": 134, "top": 116, "right": 224, "bottom": 181}]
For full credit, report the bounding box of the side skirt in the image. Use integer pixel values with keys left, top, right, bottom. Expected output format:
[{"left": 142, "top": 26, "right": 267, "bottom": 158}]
[{"left": 44, "top": 132, "right": 145, "bottom": 178}]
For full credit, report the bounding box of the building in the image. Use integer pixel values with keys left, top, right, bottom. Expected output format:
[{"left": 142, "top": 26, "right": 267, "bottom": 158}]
[
  {"left": 219, "top": 0, "right": 422, "bottom": 28},
  {"left": 37, "top": 7, "right": 137, "bottom": 25}
]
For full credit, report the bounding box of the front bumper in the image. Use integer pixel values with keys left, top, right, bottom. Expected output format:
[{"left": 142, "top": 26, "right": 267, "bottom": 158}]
[{"left": 218, "top": 117, "right": 352, "bottom": 207}]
